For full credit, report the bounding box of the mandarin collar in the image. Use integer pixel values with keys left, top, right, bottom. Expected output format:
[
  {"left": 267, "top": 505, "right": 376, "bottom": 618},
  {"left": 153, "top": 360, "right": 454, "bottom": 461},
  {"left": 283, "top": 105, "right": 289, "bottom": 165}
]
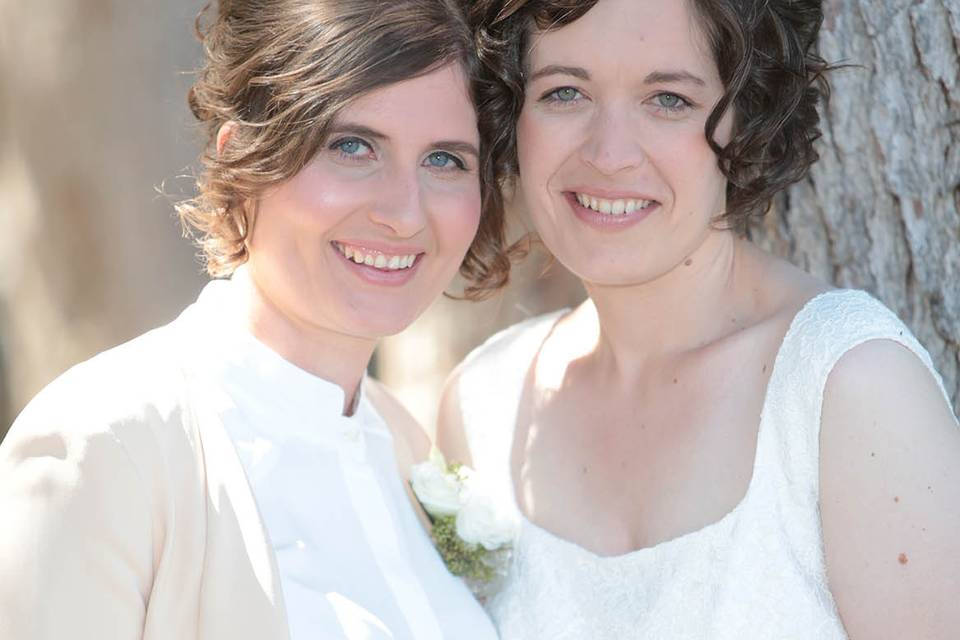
[{"left": 187, "top": 276, "right": 369, "bottom": 432}]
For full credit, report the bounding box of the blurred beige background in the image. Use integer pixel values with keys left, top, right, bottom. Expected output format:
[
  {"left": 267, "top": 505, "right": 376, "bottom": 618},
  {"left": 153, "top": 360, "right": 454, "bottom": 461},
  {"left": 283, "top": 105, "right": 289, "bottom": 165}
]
[
  {"left": 0, "top": 0, "right": 585, "bottom": 438},
  {"left": 0, "top": 0, "right": 207, "bottom": 435},
  {"left": 2, "top": 0, "right": 958, "bottom": 441}
]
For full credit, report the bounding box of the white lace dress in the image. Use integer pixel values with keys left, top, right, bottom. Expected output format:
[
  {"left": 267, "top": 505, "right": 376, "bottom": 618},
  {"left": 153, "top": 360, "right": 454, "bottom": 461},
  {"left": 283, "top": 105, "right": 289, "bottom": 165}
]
[{"left": 456, "top": 290, "right": 955, "bottom": 640}]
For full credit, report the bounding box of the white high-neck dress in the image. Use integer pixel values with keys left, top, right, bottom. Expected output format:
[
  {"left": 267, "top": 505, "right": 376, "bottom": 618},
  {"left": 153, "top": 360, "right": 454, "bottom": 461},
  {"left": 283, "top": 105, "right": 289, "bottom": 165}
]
[
  {"left": 455, "top": 290, "right": 955, "bottom": 639},
  {"left": 186, "top": 278, "right": 497, "bottom": 640}
]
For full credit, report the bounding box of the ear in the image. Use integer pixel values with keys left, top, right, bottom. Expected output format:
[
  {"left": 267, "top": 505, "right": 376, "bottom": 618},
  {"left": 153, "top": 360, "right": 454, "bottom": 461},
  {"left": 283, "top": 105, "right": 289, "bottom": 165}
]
[{"left": 216, "top": 121, "right": 238, "bottom": 156}]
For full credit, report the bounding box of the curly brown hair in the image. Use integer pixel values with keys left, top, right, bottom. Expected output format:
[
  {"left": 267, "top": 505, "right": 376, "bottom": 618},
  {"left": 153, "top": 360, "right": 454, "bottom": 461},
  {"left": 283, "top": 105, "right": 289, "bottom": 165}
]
[
  {"left": 470, "top": 0, "right": 831, "bottom": 276},
  {"left": 177, "top": 0, "right": 510, "bottom": 298}
]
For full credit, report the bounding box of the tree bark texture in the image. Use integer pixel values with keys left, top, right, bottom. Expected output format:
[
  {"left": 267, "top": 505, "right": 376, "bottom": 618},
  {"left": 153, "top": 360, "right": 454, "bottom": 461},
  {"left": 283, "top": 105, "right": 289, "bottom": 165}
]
[{"left": 753, "top": 0, "right": 960, "bottom": 415}]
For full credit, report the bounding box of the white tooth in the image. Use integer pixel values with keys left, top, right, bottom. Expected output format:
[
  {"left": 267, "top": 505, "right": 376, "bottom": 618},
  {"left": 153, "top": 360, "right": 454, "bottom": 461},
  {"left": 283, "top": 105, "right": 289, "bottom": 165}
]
[
  {"left": 625, "top": 200, "right": 637, "bottom": 213},
  {"left": 363, "top": 254, "right": 374, "bottom": 266},
  {"left": 343, "top": 245, "right": 353, "bottom": 259},
  {"left": 388, "top": 255, "right": 400, "bottom": 270},
  {"left": 577, "top": 193, "right": 588, "bottom": 206},
  {"left": 352, "top": 252, "right": 364, "bottom": 264},
  {"left": 407, "top": 254, "right": 416, "bottom": 268},
  {"left": 640, "top": 199, "right": 651, "bottom": 209},
  {"left": 374, "top": 254, "right": 387, "bottom": 268},
  {"left": 599, "top": 199, "right": 612, "bottom": 214},
  {"left": 611, "top": 199, "right": 625, "bottom": 215},
  {"left": 589, "top": 197, "right": 598, "bottom": 211}
]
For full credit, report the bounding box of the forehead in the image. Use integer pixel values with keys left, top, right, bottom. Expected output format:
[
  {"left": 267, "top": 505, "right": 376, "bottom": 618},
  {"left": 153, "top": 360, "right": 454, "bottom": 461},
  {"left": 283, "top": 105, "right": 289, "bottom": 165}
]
[
  {"left": 526, "top": 0, "right": 718, "bottom": 83},
  {"left": 336, "top": 63, "right": 478, "bottom": 140}
]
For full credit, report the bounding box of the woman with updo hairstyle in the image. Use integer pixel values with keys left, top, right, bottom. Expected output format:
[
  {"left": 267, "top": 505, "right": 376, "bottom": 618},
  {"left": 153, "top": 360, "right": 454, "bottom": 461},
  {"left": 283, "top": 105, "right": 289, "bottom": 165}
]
[
  {"left": 439, "top": 0, "right": 960, "bottom": 637},
  {"left": 0, "top": 1, "right": 501, "bottom": 638}
]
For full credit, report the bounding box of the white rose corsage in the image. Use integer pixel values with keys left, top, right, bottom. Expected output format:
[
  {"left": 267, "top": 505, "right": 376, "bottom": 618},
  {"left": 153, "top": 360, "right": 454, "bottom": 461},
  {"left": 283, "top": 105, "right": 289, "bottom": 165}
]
[{"left": 410, "top": 447, "right": 518, "bottom": 598}]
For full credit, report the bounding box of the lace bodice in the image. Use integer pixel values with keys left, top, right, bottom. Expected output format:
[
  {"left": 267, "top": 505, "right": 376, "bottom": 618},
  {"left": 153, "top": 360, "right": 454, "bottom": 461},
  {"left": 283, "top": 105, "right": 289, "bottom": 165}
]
[{"left": 456, "top": 290, "right": 952, "bottom": 639}]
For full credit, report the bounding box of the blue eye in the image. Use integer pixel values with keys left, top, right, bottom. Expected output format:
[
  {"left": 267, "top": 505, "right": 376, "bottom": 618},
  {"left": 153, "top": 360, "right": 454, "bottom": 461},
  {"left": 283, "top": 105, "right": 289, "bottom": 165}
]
[
  {"left": 338, "top": 139, "right": 361, "bottom": 154},
  {"left": 424, "top": 151, "right": 466, "bottom": 170},
  {"left": 331, "top": 136, "right": 373, "bottom": 158}
]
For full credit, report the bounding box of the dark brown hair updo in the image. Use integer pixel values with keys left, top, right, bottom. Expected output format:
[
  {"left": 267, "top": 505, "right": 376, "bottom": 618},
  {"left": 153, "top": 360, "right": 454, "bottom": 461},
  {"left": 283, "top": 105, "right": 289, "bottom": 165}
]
[
  {"left": 178, "top": 0, "right": 510, "bottom": 297},
  {"left": 471, "top": 0, "right": 830, "bottom": 239}
]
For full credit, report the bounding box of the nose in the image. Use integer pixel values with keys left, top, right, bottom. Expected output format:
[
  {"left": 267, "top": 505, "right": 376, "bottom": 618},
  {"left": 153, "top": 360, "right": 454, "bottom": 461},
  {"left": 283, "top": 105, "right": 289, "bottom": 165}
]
[
  {"left": 367, "top": 167, "right": 427, "bottom": 238},
  {"left": 579, "top": 105, "right": 646, "bottom": 176}
]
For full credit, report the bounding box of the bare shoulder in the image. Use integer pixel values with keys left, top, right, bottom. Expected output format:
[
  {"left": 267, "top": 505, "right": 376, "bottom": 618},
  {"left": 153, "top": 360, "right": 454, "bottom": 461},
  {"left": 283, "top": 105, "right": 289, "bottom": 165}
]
[
  {"left": 820, "top": 339, "right": 960, "bottom": 638},
  {"left": 364, "top": 378, "right": 430, "bottom": 465},
  {"left": 759, "top": 252, "right": 831, "bottom": 317},
  {"left": 436, "top": 311, "right": 565, "bottom": 467},
  {"left": 435, "top": 361, "right": 473, "bottom": 467},
  {"left": 736, "top": 241, "right": 832, "bottom": 335}
]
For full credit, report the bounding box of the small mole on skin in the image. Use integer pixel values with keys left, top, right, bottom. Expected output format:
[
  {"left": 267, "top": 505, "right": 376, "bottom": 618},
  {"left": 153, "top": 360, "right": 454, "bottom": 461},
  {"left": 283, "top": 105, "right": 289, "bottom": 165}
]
[
  {"left": 898, "top": 553, "right": 908, "bottom": 565},
  {"left": 762, "top": 364, "right": 767, "bottom": 373},
  {"left": 870, "top": 452, "right": 876, "bottom": 458},
  {"left": 582, "top": 466, "right": 588, "bottom": 475},
  {"left": 894, "top": 496, "right": 900, "bottom": 503},
  {"left": 684, "top": 258, "right": 693, "bottom": 266},
  {"left": 673, "top": 378, "right": 678, "bottom": 384}
]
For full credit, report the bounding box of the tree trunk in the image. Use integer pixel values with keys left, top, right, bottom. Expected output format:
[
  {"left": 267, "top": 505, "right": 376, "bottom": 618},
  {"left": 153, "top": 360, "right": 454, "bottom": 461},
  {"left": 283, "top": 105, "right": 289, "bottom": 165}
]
[{"left": 753, "top": 0, "right": 960, "bottom": 415}]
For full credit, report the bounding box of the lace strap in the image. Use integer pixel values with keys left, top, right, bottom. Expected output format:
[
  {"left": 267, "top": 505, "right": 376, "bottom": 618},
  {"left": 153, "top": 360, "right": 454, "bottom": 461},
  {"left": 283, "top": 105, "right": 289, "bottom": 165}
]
[{"left": 758, "top": 289, "right": 949, "bottom": 510}]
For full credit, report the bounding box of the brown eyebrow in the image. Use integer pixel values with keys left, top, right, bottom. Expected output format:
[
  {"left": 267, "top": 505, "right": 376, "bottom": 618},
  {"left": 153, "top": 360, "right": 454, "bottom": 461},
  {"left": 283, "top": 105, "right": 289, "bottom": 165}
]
[
  {"left": 327, "top": 123, "right": 388, "bottom": 141},
  {"left": 328, "top": 124, "right": 478, "bottom": 159},
  {"left": 643, "top": 70, "right": 706, "bottom": 87},
  {"left": 527, "top": 64, "right": 591, "bottom": 83},
  {"left": 528, "top": 65, "right": 706, "bottom": 88},
  {"left": 433, "top": 140, "right": 479, "bottom": 159}
]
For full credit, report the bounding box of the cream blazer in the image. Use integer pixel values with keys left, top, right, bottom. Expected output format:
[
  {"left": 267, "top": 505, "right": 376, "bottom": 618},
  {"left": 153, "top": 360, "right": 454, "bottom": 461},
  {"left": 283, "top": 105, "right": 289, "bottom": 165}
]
[{"left": 0, "top": 321, "right": 291, "bottom": 639}]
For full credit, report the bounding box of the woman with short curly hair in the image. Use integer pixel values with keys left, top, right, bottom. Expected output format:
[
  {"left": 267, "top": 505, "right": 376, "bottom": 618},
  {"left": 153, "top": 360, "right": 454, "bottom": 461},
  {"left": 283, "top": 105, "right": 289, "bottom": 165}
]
[
  {"left": 0, "top": 0, "right": 502, "bottom": 638},
  {"left": 439, "top": 0, "right": 960, "bottom": 637}
]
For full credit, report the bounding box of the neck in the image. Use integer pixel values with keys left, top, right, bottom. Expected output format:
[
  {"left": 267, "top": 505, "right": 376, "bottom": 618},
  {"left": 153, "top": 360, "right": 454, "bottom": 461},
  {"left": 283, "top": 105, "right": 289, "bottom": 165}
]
[
  {"left": 581, "top": 231, "right": 747, "bottom": 377},
  {"left": 234, "top": 270, "right": 376, "bottom": 415}
]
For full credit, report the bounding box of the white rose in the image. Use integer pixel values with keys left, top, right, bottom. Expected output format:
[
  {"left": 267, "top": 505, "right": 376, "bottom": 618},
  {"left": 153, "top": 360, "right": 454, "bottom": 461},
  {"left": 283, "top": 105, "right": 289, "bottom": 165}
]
[
  {"left": 455, "top": 491, "right": 518, "bottom": 551},
  {"left": 410, "top": 460, "right": 463, "bottom": 518}
]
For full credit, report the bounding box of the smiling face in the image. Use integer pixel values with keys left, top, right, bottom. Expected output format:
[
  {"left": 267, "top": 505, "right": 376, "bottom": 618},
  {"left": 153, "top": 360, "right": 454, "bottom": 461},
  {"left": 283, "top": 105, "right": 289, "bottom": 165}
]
[
  {"left": 516, "top": 0, "right": 733, "bottom": 287},
  {"left": 245, "top": 63, "right": 481, "bottom": 340}
]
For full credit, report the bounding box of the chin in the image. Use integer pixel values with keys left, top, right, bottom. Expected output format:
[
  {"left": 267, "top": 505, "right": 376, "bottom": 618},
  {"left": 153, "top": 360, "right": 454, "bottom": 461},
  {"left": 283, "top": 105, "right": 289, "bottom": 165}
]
[
  {"left": 580, "top": 263, "right": 676, "bottom": 290},
  {"left": 335, "top": 301, "right": 423, "bottom": 340}
]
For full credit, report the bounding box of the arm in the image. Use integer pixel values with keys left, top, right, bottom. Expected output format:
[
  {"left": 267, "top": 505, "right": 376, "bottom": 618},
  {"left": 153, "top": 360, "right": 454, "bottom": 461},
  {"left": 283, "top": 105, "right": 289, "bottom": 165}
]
[
  {"left": 820, "top": 339, "right": 960, "bottom": 639},
  {"left": 0, "top": 400, "right": 155, "bottom": 639}
]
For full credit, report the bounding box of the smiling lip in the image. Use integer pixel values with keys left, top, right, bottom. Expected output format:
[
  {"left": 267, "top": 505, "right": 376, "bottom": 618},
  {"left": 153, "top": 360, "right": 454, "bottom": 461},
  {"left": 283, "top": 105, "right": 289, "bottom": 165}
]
[
  {"left": 331, "top": 241, "right": 424, "bottom": 287},
  {"left": 564, "top": 190, "right": 659, "bottom": 231}
]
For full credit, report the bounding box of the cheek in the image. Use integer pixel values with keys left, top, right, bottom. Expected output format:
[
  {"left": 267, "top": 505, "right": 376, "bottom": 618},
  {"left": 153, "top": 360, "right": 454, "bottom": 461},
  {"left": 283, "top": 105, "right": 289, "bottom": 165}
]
[
  {"left": 516, "top": 110, "right": 582, "bottom": 235},
  {"left": 516, "top": 110, "right": 563, "bottom": 187},
  {"left": 274, "top": 164, "right": 363, "bottom": 229},
  {"left": 647, "top": 125, "right": 726, "bottom": 207},
  {"left": 430, "top": 184, "right": 482, "bottom": 252}
]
